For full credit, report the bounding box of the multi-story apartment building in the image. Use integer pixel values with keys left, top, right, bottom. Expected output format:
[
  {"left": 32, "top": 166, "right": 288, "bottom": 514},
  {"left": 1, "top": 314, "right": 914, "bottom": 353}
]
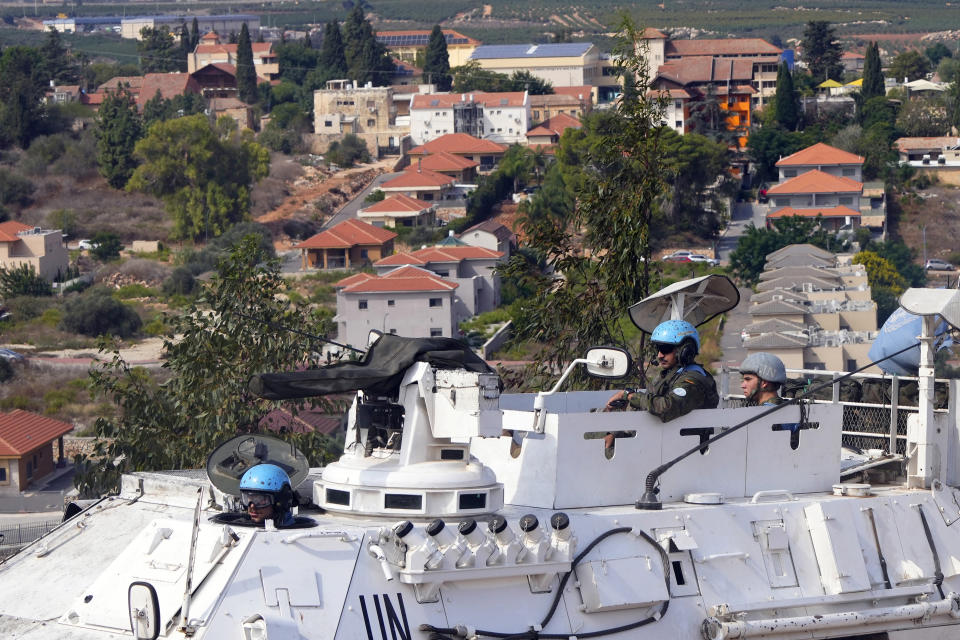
[
  {"left": 765, "top": 143, "right": 875, "bottom": 232},
  {"left": 335, "top": 266, "right": 458, "bottom": 348},
  {"left": 374, "top": 245, "right": 505, "bottom": 319},
  {"left": 637, "top": 31, "right": 781, "bottom": 109},
  {"left": 653, "top": 57, "right": 755, "bottom": 148},
  {"left": 468, "top": 43, "right": 603, "bottom": 89},
  {"left": 409, "top": 91, "right": 529, "bottom": 146}
]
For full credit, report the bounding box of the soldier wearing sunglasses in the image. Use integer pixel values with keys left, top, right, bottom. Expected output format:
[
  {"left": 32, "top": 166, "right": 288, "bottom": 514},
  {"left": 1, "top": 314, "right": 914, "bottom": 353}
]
[
  {"left": 238, "top": 463, "right": 296, "bottom": 526},
  {"left": 605, "top": 319, "right": 719, "bottom": 422}
]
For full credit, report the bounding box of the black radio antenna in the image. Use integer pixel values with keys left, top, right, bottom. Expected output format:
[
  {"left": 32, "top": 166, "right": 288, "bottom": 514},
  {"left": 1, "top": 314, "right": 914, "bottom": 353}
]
[{"left": 232, "top": 310, "right": 366, "bottom": 355}]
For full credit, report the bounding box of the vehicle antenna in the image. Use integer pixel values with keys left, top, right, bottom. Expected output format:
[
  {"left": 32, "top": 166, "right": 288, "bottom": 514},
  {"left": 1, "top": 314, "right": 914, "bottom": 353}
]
[{"left": 232, "top": 310, "right": 366, "bottom": 355}]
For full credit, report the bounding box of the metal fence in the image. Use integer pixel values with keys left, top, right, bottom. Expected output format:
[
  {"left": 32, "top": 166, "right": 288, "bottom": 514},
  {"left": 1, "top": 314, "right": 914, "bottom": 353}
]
[
  {"left": 719, "top": 367, "right": 954, "bottom": 456},
  {"left": 0, "top": 519, "right": 61, "bottom": 561}
]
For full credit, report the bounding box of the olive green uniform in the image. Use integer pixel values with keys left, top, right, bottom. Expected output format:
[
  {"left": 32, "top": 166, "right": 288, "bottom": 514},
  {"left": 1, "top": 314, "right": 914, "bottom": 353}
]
[{"left": 627, "top": 363, "right": 719, "bottom": 422}]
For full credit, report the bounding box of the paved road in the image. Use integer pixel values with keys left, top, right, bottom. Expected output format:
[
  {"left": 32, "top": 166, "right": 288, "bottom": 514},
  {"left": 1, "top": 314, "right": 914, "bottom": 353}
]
[
  {"left": 717, "top": 201, "right": 766, "bottom": 263},
  {"left": 324, "top": 172, "right": 401, "bottom": 229}
]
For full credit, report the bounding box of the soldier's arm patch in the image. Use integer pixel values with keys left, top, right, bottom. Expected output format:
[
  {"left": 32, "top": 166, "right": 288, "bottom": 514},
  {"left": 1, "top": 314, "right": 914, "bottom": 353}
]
[{"left": 672, "top": 387, "right": 687, "bottom": 397}]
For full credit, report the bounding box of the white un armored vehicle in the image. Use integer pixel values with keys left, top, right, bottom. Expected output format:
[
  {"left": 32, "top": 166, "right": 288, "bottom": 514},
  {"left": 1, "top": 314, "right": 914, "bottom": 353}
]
[{"left": 2, "top": 275, "right": 960, "bottom": 640}]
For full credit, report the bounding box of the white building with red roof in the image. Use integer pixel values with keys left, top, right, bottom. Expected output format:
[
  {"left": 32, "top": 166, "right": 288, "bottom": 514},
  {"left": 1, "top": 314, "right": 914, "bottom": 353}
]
[
  {"left": 294, "top": 218, "right": 397, "bottom": 270},
  {"left": 0, "top": 410, "right": 73, "bottom": 493},
  {"left": 409, "top": 91, "right": 529, "bottom": 146},
  {"left": 764, "top": 142, "right": 884, "bottom": 233},
  {"left": 408, "top": 133, "right": 508, "bottom": 172},
  {"left": 775, "top": 142, "right": 864, "bottom": 182},
  {"left": 358, "top": 194, "right": 435, "bottom": 228},
  {"left": 766, "top": 170, "right": 863, "bottom": 232},
  {"left": 334, "top": 265, "right": 459, "bottom": 347},
  {"left": 407, "top": 151, "right": 478, "bottom": 182},
  {"left": 525, "top": 112, "right": 582, "bottom": 147},
  {"left": 374, "top": 245, "right": 505, "bottom": 319},
  {"left": 380, "top": 168, "right": 460, "bottom": 202}
]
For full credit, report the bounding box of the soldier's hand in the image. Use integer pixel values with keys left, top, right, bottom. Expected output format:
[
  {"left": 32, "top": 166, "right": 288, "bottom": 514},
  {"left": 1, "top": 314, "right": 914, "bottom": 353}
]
[{"left": 605, "top": 391, "right": 628, "bottom": 411}]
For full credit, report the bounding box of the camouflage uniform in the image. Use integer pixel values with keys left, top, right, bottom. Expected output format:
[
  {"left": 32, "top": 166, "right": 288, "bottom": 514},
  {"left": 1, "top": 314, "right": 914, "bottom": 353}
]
[
  {"left": 627, "top": 363, "right": 719, "bottom": 422},
  {"left": 747, "top": 396, "right": 785, "bottom": 407}
]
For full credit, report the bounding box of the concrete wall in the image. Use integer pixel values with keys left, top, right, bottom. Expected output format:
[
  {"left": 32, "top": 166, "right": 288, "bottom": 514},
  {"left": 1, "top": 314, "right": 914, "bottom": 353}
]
[{"left": 337, "top": 289, "right": 456, "bottom": 348}]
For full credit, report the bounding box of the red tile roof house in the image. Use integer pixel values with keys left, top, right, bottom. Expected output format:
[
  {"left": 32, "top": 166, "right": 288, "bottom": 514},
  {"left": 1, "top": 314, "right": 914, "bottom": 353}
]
[
  {"left": 334, "top": 266, "right": 459, "bottom": 348},
  {"left": 96, "top": 73, "right": 203, "bottom": 111},
  {"left": 776, "top": 142, "right": 864, "bottom": 182},
  {"left": 358, "top": 193, "right": 436, "bottom": 229},
  {"left": 294, "top": 219, "right": 397, "bottom": 271},
  {"left": 374, "top": 245, "right": 505, "bottom": 318},
  {"left": 765, "top": 170, "right": 863, "bottom": 232},
  {"left": 408, "top": 133, "right": 508, "bottom": 173},
  {"left": 190, "top": 62, "right": 238, "bottom": 99},
  {"left": 406, "top": 151, "right": 479, "bottom": 183},
  {"left": 379, "top": 167, "right": 459, "bottom": 202},
  {"left": 525, "top": 112, "right": 582, "bottom": 147},
  {"left": 0, "top": 410, "right": 73, "bottom": 493}
]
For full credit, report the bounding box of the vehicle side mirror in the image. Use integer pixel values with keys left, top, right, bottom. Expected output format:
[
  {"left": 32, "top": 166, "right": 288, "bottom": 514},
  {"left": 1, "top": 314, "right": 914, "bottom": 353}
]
[
  {"left": 128, "top": 581, "right": 160, "bottom": 640},
  {"left": 584, "top": 347, "right": 631, "bottom": 379}
]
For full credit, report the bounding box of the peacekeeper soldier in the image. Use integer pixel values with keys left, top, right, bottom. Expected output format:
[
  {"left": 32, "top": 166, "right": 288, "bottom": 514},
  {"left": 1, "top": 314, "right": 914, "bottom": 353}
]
[
  {"left": 606, "top": 319, "right": 720, "bottom": 422},
  {"left": 239, "top": 463, "right": 296, "bottom": 527},
  {"left": 739, "top": 352, "right": 787, "bottom": 407}
]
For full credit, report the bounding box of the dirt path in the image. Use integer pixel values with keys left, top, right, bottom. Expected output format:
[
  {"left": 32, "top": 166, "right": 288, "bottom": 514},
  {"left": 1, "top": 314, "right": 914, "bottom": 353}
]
[{"left": 255, "top": 159, "right": 397, "bottom": 226}]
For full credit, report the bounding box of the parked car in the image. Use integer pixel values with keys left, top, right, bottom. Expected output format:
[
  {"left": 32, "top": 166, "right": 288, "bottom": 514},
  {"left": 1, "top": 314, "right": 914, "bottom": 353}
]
[
  {"left": 0, "top": 348, "right": 25, "bottom": 362},
  {"left": 688, "top": 254, "right": 720, "bottom": 266},
  {"left": 663, "top": 255, "right": 693, "bottom": 263},
  {"left": 665, "top": 250, "right": 693, "bottom": 258},
  {"left": 925, "top": 258, "right": 954, "bottom": 271},
  {"left": 76, "top": 239, "right": 99, "bottom": 251}
]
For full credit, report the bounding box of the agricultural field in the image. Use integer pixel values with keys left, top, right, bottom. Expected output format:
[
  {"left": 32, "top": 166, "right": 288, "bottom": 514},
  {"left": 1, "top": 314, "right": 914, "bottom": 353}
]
[{"left": 3, "top": 0, "right": 960, "bottom": 53}]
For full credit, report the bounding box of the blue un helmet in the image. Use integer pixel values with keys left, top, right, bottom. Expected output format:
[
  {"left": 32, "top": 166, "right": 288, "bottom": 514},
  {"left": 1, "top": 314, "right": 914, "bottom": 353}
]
[
  {"left": 650, "top": 319, "right": 700, "bottom": 350},
  {"left": 239, "top": 463, "right": 291, "bottom": 493},
  {"left": 651, "top": 319, "right": 700, "bottom": 365},
  {"left": 239, "top": 464, "right": 295, "bottom": 522}
]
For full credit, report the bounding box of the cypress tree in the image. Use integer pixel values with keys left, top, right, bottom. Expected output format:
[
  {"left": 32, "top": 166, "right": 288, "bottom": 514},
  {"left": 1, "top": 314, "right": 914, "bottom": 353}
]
[
  {"left": 95, "top": 87, "right": 143, "bottom": 189},
  {"left": 802, "top": 21, "right": 844, "bottom": 83},
  {"left": 862, "top": 41, "right": 885, "bottom": 100},
  {"left": 320, "top": 22, "right": 348, "bottom": 78},
  {"left": 236, "top": 23, "right": 258, "bottom": 104},
  {"left": 190, "top": 17, "right": 200, "bottom": 48},
  {"left": 342, "top": 6, "right": 393, "bottom": 86},
  {"left": 423, "top": 25, "right": 451, "bottom": 91},
  {"left": 178, "top": 25, "right": 191, "bottom": 72},
  {"left": 343, "top": 4, "right": 366, "bottom": 73},
  {"left": 772, "top": 61, "right": 799, "bottom": 130}
]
